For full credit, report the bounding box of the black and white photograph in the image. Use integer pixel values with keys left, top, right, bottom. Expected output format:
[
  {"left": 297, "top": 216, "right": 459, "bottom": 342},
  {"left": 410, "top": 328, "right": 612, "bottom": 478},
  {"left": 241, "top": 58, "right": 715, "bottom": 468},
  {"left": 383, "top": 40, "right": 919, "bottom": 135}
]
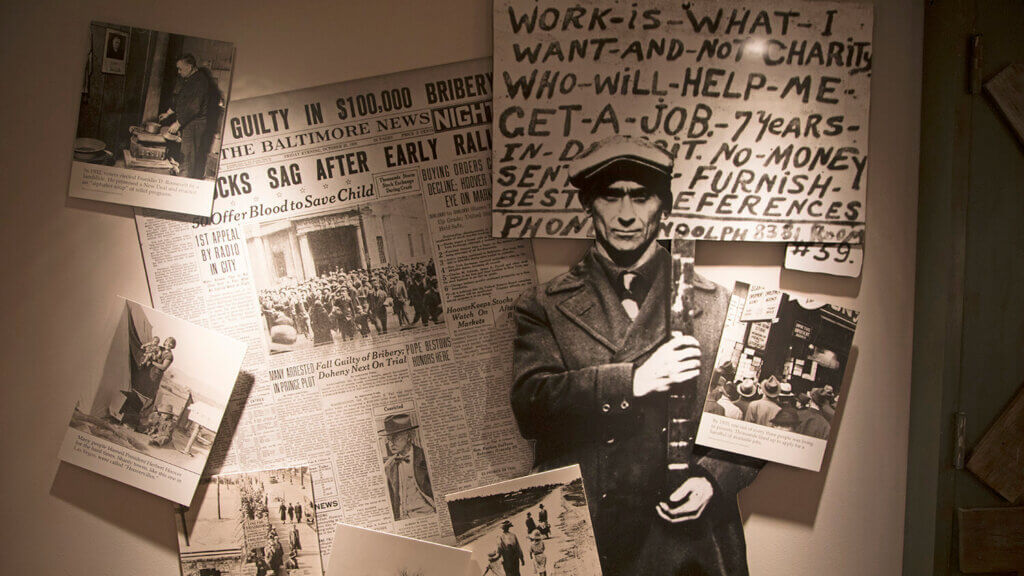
[
  {"left": 510, "top": 135, "right": 763, "bottom": 575},
  {"left": 445, "top": 465, "right": 602, "bottom": 576},
  {"left": 176, "top": 467, "right": 323, "bottom": 576},
  {"left": 69, "top": 22, "right": 235, "bottom": 216},
  {"left": 246, "top": 195, "right": 444, "bottom": 355},
  {"left": 59, "top": 297, "right": 246, "bottom": 505},
  {"left": 325, "top": 523, "right": 470, "bottom": 576},
  {"left": 695, "top": 281, "right": 859, "bottom": 471},
  {"left": 101, "top": 29, "right": 127, "bottom": 74},
  {"left": 373, "top": 408, "right": 435, "bottom": 523}
]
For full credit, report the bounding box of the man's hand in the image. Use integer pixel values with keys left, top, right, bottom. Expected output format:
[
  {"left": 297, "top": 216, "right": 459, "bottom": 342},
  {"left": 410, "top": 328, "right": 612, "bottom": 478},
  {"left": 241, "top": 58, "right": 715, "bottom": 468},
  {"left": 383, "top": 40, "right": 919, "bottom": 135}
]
[
  {"left": 656, "top": 476, "right": 714, "bottom": 523},
  {"left": 158, "top": 109, "right": 173, "bottom": 121},
  {"left": 168, "top": 121, "right": 181, "bottom": 134},
  {"left": 633, "top": 332, "right": 701, "bottom": 397}
]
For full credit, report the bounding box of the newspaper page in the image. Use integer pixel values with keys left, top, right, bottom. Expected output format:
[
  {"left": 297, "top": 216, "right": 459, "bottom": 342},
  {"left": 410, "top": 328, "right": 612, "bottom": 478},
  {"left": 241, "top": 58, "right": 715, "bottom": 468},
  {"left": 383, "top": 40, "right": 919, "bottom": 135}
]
[
  {"left": 693, "top": 281, "right": 859, "bottom": 471},
  {"left": 59, "top": 297, "right": 246, "bottom": 505},
  {"left": 69, "top": 22, "right": 235, "bottom": 217},
  {"left": 492, "top": 0, "right": 873, "bottom": 243},
  {"left": 175, "top": 467, "right": 324, "bottom": 576},
  {"left": 135, "top": 58, "right": 537, "bottom": 554}
]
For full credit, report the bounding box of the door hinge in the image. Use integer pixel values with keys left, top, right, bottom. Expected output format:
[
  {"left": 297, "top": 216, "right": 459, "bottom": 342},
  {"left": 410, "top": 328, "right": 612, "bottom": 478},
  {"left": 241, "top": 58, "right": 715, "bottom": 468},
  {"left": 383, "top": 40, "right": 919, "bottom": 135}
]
[
  {"left": 969, "top": 34, "right": 983, "bottom": 95},
  {"left": 953, "top": 411, "right": 967, "bottom": 469}
]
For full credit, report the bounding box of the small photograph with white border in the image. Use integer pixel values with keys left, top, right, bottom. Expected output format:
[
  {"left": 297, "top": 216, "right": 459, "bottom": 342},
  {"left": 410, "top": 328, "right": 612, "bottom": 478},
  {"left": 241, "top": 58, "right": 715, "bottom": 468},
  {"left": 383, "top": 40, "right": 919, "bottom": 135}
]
[
  {"left": 59, "top": 296, "right": 246, "bottom": 505},
  {"left": 175, "top": 467, "right": 323, "bottom": 576},
  {"left": 694, "top": 282, "right": 859, "bottom": 472},
  {"left": 445, "top": 465, "right": 603, "bottom": 576},
  {"left": 69, "top": 21, "right": 235, "bottom": 216}
]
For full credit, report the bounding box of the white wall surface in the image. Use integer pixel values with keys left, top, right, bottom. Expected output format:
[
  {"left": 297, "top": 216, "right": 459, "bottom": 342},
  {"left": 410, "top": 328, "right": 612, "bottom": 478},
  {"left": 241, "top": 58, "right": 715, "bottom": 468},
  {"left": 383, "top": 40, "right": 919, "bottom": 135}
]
[{"left": 0, "top": 0, "right": 921, "bottom": 574}]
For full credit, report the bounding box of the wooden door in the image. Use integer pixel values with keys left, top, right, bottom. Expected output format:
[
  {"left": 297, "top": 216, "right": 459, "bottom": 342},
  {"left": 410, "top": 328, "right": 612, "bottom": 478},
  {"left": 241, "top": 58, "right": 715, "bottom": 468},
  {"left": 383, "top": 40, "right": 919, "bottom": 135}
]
[{"left": 904, "top": 0, "right": 1024, "bottom": 574}]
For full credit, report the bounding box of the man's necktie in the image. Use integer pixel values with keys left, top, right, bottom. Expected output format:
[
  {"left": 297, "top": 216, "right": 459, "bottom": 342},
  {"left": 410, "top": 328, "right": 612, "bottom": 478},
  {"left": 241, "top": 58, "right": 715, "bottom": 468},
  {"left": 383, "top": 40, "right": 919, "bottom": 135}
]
[{"left": 621, "top": 272, "right": 640, "bottom": 320}]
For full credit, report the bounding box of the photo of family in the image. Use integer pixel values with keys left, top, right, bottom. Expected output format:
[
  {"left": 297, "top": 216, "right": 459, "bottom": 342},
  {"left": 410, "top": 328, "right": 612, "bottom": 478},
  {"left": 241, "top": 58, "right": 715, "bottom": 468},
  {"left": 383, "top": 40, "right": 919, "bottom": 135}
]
[{"left": 59, "top": 297, "right": 246, "bottom": 504}]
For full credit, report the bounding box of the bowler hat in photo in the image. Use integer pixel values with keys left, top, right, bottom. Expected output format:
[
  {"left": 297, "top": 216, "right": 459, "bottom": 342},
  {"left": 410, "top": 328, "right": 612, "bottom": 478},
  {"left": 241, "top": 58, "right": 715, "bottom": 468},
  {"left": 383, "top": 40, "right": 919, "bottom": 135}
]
[
  {"left": 761, "top": 376, "right": 781, "bottom": 398},
  {"left": 568, "top": 135, "right": 674, "bottom": 206},
  {"left": 377, "top": 413, "right": 418, "bottom": 436},
  {"left": 737, "top": 379, "right": 757, "bottom": 399}
]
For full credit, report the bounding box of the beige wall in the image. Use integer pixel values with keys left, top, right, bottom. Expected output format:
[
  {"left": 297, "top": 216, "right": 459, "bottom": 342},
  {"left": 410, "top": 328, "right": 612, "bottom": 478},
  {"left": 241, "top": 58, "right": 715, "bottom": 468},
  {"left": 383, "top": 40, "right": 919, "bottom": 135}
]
[{"left": 0, "top": 0, "right": 921, "bottom": 573}]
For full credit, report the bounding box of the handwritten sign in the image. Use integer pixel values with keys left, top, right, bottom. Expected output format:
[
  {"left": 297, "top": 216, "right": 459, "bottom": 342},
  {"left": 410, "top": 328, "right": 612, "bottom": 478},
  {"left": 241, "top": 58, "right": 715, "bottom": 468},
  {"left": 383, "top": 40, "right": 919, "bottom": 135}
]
[
  {"left": 741, "top": 286, "right": 783, "bottom": 321},
  {"left": 785, "top": 242, "right": 863, "bottom": 277},
  {"left": 493, "top": 0, "right": 873, "bottom": 243}
]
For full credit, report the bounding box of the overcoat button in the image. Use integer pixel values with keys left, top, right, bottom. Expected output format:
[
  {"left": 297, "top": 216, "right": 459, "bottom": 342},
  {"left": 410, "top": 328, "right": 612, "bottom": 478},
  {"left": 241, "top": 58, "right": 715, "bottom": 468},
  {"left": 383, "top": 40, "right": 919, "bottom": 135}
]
[
  {"left": 620, "top": 399, "right": 630, "bottom": 410},
  {"left": 601, "top": 403, "right": 611, "bottom": 413}
]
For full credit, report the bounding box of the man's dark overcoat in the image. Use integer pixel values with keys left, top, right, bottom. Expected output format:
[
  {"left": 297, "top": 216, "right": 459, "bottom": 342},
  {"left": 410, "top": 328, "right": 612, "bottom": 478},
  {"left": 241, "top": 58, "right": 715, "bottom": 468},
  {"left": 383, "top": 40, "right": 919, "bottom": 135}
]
[{"left": 512, "top": 244, "right": 761, "bottom": 575}]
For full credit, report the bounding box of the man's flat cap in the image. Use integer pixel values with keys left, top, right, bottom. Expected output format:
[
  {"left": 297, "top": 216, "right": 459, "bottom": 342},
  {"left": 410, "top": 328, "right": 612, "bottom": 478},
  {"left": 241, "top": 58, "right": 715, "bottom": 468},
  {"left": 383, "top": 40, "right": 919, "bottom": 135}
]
[{"left": 568, "top": 135, "right": 674, "bottom": 191}]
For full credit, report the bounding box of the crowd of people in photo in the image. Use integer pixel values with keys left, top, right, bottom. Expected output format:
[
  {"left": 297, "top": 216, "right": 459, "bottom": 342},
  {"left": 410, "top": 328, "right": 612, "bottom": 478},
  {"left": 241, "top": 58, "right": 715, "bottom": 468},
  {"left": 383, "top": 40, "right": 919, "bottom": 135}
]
[
  {"left": 704, "top": 362, "right": 838, "bottom": 440},
  {"left": 258, "top": 260, "right": 443, "bottom": 348},
  {"left": 235, "top": 478, "right": 308, "bottom": 576},
  {"left": 483, "top": 503, "right": 552, "bottom": 576}
]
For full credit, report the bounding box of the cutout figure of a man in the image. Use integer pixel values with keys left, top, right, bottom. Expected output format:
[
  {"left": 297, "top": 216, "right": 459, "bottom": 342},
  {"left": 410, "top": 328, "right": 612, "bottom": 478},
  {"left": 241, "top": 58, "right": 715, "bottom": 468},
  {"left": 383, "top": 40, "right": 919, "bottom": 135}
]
[{"left": 511, "top": 135, "right": 762, "bottom": 575}]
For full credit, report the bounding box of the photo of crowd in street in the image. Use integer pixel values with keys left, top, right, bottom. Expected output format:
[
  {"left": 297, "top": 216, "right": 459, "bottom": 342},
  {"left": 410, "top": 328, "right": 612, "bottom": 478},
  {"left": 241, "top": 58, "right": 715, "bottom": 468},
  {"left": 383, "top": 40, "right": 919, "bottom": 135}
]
[
  {"left": 66, "top": 298, "right": 245, "bottom": 475},
  {"left": 176, "top": 467, "right": 322, "bottom": 576},
  {"left": 445, "top": 466, "right": 602, "bottom": 576},
  {"left": 73, "top": 22, "right": 233, "bottom": 180},
  {"left": 246, "top": 196, "right": 444, "bottom": 355},
  {"left": 703, "top": 282, "right": 859, "bottom": 441},
  {"left": 325, "top": 523, "right": 471, "bottom": 576},
  {"left": 375, "top": 410, "right": 435, "bottom": 523}
]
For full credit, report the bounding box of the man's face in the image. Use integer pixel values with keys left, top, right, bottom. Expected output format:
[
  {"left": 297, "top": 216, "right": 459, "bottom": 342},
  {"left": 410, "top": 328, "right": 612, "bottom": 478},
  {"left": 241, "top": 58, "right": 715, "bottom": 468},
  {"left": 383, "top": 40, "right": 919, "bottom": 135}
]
[
  {"left": 176, "top": 60, "right": 193, "bottom": 78},
  {"left": 387, "top": 431, "right": 412, "bottom": 454},
  {"left": 587, "top": 180, "right": 665, "bottom": 260},
  {"left": 112, "top": 37, "right": 122, "bottom": 51}
]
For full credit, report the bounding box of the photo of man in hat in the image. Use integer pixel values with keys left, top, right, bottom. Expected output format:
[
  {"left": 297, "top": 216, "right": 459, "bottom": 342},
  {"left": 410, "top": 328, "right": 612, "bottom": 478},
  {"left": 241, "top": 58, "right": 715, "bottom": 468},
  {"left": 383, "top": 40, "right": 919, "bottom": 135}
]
[
  {"left": 511, "top": 135, "right": 762, "bottom": 575},
  {"left": 379, "top": 412, "right": 434, "bottom": 521},
  {"left": 744, "top": 375, "right": 783, "bottom": 426}
]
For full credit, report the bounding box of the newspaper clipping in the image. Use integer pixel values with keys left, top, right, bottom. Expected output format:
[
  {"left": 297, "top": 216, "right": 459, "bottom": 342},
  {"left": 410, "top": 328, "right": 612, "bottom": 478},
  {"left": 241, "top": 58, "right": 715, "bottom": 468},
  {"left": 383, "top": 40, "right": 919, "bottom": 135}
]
[
  {"left": 176, "top": 467, "right": 323, "bottom": 576},
  {"left": 492, "top": 0, "right": 873, "bottom": 243},
  {"left": 134, "top": 58, "right": 538, "bottom": 553},
  {"left": 694, "top": 281, "right": 859, "bottom": 471},
  {"left": 69, "top": 22, "right": 235, "bottom": 216},
  {"left": 59, "top": 297, "right": 246, "bottom": 505},
  {"left": 445, "top": 465, "right": 602, "bottom": 576}
]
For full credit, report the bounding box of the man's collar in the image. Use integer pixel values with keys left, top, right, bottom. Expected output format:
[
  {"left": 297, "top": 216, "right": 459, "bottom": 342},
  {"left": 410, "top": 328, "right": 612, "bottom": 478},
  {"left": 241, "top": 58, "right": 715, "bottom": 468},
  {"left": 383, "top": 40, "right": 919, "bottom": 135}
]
[
  {"left": 592, "top": 241, "right": 663, "bottom": 292},
  {"left": 593, "top": 239, "right": 659, "bottom": 274}
]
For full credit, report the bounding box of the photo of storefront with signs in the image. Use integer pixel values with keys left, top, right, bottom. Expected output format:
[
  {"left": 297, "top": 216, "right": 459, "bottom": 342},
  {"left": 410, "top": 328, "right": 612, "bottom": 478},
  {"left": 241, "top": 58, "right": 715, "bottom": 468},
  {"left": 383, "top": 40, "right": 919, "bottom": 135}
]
[
  {"left": 721, "top": 284, "right": 859, "bottom": 398},
  {"left": 246, "top": 197, "right": 430, "bottom": 289}
]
